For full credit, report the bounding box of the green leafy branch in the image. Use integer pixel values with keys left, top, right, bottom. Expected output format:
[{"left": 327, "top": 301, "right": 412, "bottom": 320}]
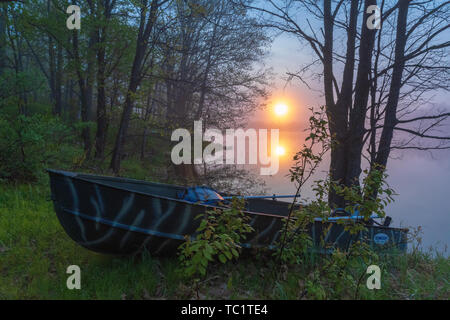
[{"left": 177, "top": 197, "right": 254, "bottom": 279}]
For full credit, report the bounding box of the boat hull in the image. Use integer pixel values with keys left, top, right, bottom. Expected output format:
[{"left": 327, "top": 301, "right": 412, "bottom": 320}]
[{"left": 48, "top": 170, "right": 408, "bottom": 255}]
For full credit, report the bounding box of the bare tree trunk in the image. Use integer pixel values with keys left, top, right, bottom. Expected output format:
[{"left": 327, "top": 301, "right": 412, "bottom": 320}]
[
  {"left": 141, "top": 82, "right": 158, "bottom": 160},
  {"left": 86, "top": 34, "right": 97, "bottom": 122},
  {"left": 169, "top": 17, "right": 198, "bottom": 181},
  {"left": 110, "top": 0, "right": 160, "bottom": 173},
  {"left": 95, "top": 29, "right": 107, "bottom": 159},
  {"left": 195, "top": 17, "right": 219, "bottom": 120},
  {"left": 374, "top": 0, "right": 409, "bottom": 170},
  {"left": 324, "top": 0, "right": 342, "bottom": 207},
  {"left": 16, "top": 29, "right": 27, "bottom": 114},
  {"left": 95, "top": 0, "right": 115, "bottom": 159},
  {"left": 344, "top": 0, "right": 377, "bottom": 189},
  {"left": 55, "top": 42, "right": 63, "bottom": 115},
  {"left": 72, "top": 31, "right": 92, "bottom": 157},
  {"left": 0, "top": 5, "right": 6, "bottom": 76},
  {"left": 327, "top": 0, "right": 360, "bottom": 207},
  {"left": 46, "top": 0, "right": 63, "bottom": 116}
]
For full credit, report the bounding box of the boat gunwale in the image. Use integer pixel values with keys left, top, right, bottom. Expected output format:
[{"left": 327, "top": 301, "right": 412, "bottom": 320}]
[
  {"left": 47, "top": 169, "right": 290, "bottom": 220},
  {"left": 46, "top": 169, "right": 409, "bottom": 233}
]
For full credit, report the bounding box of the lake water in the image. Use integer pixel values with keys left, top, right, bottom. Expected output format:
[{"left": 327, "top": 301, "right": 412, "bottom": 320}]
[
  {"left": 258, "top": 148, "right": 450, "bottom": 255},
  {"left": 255, "top": 34, "right": 450, "bottom": 255}
]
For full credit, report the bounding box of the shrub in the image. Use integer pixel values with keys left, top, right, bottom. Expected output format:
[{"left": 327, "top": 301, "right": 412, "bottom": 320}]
[
  {"left": 0, "top": 114, "right": 81, "bottom": 182},
  {"left": 177, "top": 197, "right": 254, "bottom": 278}
]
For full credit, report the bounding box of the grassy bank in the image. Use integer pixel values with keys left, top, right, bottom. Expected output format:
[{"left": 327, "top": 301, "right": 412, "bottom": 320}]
[{"left": 0, "top": 183, "right": 448, "bottom": 300}]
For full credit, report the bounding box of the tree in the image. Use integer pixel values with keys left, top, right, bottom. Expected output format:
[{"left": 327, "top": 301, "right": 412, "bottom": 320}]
[
  {"left": 240, "top": 0, "right": 450, "bottom": 206},
  {"left": 158, "top": 0, "right": 269, "bottom": 181},
  {"left": 110, "top": 0, "right": 166, "bottom": 173},
  {"left": 0, "top": 4, "right": 7, "bottom": 77},
  {"left": 93, "top": 0, "right": 118, "bottom": 159},
  {"left": 0, "top": 0, "right": 269, "bottom": 186}
]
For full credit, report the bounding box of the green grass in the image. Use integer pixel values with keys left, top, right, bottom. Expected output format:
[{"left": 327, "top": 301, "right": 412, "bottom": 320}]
[{"left": 0, "top": 184, "right": 448, "bottom": 299}]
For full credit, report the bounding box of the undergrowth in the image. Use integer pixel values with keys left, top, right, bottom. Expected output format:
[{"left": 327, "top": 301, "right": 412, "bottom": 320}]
[{"left": 0, "top": 184, "right": 448, "bottom": 300}]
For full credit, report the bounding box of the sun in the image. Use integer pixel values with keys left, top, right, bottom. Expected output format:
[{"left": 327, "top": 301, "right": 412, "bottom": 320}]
[
  {"left": 274, "top": 102, "right": 288, "bottom": 116},
  {"left": 275, "top": 146, "right": 286, "bottom": 156}
]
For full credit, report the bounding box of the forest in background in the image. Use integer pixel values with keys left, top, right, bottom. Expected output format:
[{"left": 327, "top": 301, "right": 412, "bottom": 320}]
[
  {"left": 0, "top": 0, "right": 270, "bottom": 192},
  {"left": 2, "top": 0, "right": 450, "bottom": 202}
]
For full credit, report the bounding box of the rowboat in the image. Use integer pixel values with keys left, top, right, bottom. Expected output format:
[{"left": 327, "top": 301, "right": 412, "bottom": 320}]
[{"left": 47, "top": 169, "right": 408, "bottom": 255}]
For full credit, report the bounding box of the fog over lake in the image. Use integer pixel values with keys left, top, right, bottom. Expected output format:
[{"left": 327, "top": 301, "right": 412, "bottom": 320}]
[
  {"left": 258, "top": 149, "right": 450, "bottom": 254},
  {"left": 248, "top": 34, "right": 450, "bottom": 254}
]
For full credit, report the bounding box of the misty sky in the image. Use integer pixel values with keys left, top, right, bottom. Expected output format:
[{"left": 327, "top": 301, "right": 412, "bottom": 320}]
[{"left": 253, "top": 33, "right": 450, "bottom": 253}]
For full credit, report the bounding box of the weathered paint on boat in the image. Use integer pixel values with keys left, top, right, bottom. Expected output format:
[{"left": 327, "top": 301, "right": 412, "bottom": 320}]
[{"left": 47, "top": 169, "right": 408, "bottom": 255}]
